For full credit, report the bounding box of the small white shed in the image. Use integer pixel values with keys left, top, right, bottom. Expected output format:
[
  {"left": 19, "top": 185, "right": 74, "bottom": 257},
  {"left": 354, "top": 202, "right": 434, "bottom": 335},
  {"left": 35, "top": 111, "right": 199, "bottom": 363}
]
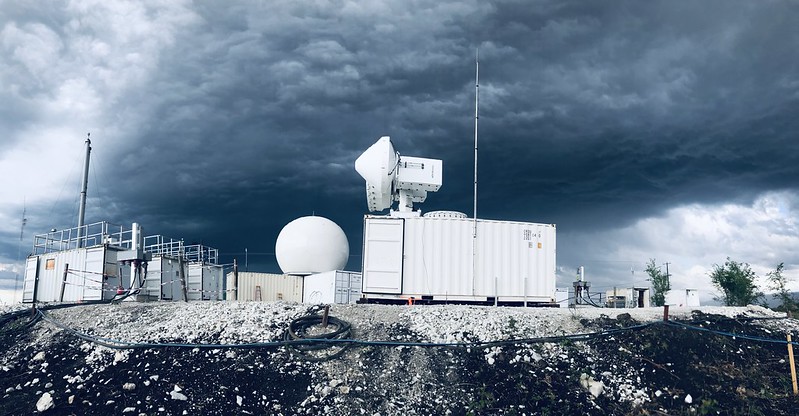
[{"left": 303, "top": 270, "right": 362, "bottom": 304}]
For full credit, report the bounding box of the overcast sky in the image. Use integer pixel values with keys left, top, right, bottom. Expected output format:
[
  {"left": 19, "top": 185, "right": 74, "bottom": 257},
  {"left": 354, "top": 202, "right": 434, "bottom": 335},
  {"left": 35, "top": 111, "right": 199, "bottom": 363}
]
[{"left": 2, "top": 0, "right": 798, "bottom": 304}]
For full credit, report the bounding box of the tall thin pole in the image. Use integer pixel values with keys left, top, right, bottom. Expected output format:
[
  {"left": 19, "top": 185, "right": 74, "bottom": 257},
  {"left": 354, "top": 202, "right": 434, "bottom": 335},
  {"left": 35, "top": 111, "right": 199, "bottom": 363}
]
[
  {"left": 76, "top": 133, "right": 92, "bottom": 248},
  {"left": 14, "top": 201, "right": 27, "bottom": 303},
  {"left": 788, "top": 334, "right": 798, "bottom": 395},
  {"left": 232, "top": 258, "right": 239, "bottom": 301},
  {"left": 473, "top": 49, "right": 479, "bottom": 230},
  {"left": 472, "top": 49, "right": 479, "bottom": 295}
]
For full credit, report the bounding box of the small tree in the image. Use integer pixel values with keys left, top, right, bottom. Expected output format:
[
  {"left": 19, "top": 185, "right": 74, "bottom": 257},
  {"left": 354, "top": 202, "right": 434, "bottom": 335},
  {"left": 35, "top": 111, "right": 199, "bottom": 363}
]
[
  {"left": 766, "top": 263, "right": 797, "bottom": 315},
  {"left": 709, "top": 258, "right": 763, "bottom": 306},
  {"left": 646, "top": 259, "right": 669, "bottom": 306}
]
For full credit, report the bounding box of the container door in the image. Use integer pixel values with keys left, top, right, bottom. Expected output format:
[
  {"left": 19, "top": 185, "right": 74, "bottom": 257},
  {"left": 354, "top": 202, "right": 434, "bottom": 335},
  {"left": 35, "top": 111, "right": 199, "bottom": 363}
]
[
  {"left": 187, "top": 264, "right": 203, "bottom": 300},
  {"left": 349, "top": 273, "right": 363, "bottom": 303},
  {"left": 81, "top": 247, "right": 106, "bottom": 301},
  {"left": 362, "top": 218, "right": 404, "bottom": 294},
  {"left": 22, "top": 257, "right": 39, "bottom": 303}
]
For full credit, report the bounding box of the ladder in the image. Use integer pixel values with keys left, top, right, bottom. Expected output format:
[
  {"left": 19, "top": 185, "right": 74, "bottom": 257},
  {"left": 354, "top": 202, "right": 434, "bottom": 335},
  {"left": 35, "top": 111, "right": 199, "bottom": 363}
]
[{"left": 255, "top": 285, "right": 262, "bottom": 301}]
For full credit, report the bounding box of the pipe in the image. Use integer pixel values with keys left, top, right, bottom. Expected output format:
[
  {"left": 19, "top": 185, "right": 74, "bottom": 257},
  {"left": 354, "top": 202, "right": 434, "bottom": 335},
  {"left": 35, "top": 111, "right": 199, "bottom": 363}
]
[{"left": 76, "top": 135, "right": 91, "bottom": 248}]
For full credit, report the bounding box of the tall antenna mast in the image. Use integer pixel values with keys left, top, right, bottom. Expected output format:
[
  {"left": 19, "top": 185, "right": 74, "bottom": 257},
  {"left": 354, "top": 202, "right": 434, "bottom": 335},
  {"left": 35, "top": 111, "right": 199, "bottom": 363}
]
[
  {"left": 14, "top": 200, "right": 27, "bottom": 303},
  {"left": 473, "top": 49, "right": 479, "bottom": 230},
  {"left": 76, "top": 133, "right": 92, "bottom": 248},
  {"left": 472, "top": 49, "right": 479, "bottom": 295}
]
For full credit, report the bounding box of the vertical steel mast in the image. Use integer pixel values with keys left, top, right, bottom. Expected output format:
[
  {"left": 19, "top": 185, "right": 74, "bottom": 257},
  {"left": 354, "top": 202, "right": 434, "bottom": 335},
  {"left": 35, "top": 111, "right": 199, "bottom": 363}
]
[
  {"left": 14, "top": 201, "right": 26, "bottom": 303},
  {"left": 473, "top": 49, "right": 479, "bottom": 231},
  {"left": 472, "top": 49, "right": 479, "bottom": 294},
  {"left": 76, "top": 133, "right": 91, "bottom": 248}
]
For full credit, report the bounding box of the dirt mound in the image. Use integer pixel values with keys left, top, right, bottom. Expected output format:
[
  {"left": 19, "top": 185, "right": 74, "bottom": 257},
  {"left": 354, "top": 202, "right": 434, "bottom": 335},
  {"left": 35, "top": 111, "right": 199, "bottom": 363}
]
[{"left": 1, "top": 303, "right": 797, "bottom": 415}]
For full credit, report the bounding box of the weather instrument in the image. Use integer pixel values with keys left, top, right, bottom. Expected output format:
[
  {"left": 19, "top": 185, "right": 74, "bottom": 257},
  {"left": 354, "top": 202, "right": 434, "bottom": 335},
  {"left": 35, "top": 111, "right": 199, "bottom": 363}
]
[{"left": 355, "top": 136, "right": 442, "bottom": 216}]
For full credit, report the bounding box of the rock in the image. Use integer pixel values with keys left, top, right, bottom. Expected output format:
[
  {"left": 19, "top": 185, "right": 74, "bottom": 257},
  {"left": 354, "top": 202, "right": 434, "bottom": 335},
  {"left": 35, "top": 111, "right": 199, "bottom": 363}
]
[
  {"left": 33, "top": 352, "right": 46, "bottom": 361},
  {"left": 123, "top": 383, "right": 136, "bottom": 391},
  {"left": 68, "top": 395, "right": 75, "bottom": 404},
  {"left": 170, "top": 391, "right": 188, "bottom": 401},
  {"left": 123, "top": 407, "right": 136, "bottom": 413},
  {"left": 685, "top": 394, "right": 693, "bottom": 404},
  {"left": 579, "top": 373, "right": 605, "bottom": 398},
  {"left": 616, "top": 312, "right": 632, "bottom": 321},
  {"left": 589, "top": 381, "right": 605, "bottom": 398},
  {"left": 237, "top": 395, "right": 243, "bottom": 406},
  {"left": 113, "top": 351, "right": 126, "bottom": 365},
  {"left": 36, "top": 392, "right": 54, "bottom": 412},
  {"left": 170, "top": 383, "right": 188, "bottom": 400}
]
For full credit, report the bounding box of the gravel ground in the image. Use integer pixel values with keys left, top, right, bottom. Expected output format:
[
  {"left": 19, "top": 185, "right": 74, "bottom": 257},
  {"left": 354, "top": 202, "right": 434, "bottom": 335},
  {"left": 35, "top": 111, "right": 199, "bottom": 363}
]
[{"left": 1, "top": 301, "right": 797, "bottom": 415}]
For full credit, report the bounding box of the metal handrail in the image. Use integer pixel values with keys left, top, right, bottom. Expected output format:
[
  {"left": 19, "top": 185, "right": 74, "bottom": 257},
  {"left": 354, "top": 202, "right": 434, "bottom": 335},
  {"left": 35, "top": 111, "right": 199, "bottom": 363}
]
[
  {"left": 32, "top": 221, "right": 130, "bottom": 255},
  {"left": 30, "top": 221, "right": 219, "bottom": 264}
]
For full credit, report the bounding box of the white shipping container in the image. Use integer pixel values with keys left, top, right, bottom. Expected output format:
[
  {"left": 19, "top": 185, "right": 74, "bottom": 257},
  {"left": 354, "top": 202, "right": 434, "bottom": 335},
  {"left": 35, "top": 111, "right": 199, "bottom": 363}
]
[
  {"left": 361, "top": 215, "right": 557, "bottom": 303},
  {"left": 225, "top": 272, "right": 304, "bottom": 302},
  {"left": 187, "top": 263, "right": 224, "bottom": 301},
  {"left": 303, "top": 270, "right": 363, "bottom": 304},
  {"left": 22, "top": 247, "right": 129, "bottom": 303},
  {"left": 605, "top": 287, "right": 651, "bottom": 308},
  {"left": 143, "top": 256, "right": 183, "bottom": 300},
  {"left": 665, "top": 289, "right": 701, "bottom": 307}
]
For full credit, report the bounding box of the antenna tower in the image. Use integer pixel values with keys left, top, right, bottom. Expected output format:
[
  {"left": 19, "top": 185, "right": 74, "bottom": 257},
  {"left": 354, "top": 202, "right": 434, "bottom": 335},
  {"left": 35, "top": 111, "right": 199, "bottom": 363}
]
[
  {"left": 473, "top": 49, "right": 479, "bottom": 229},
  {"left": 14, "top": 202, "right": 27, "bottom": 303},
  {"left": 471, "top": 49, "right": 479, "bottom": 294}
]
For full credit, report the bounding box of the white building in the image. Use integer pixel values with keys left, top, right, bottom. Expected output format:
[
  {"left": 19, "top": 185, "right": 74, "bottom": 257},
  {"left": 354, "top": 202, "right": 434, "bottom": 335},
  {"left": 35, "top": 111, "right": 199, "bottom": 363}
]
[
  {"left": 605, "top": 287, "right": 651, "bottom": 308},
  {"left": 23, "top": 221, "right": 224, "bottom": 303}
]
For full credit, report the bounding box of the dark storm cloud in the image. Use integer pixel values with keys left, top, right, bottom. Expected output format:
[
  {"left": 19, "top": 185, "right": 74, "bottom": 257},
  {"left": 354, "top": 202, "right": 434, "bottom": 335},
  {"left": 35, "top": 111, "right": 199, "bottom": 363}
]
[
  {"left": 465, "top": 0, "right": 799, "bottom": 231},
  {"left": 1, "top": 0, "right": 798, "bottom": 284}
]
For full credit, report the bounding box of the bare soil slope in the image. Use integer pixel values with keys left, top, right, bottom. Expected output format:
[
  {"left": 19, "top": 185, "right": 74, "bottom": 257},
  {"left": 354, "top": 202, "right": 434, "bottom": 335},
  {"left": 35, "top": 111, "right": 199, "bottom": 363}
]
[{"left": 1, "top": 303, "right": 798, "bottom": 415}]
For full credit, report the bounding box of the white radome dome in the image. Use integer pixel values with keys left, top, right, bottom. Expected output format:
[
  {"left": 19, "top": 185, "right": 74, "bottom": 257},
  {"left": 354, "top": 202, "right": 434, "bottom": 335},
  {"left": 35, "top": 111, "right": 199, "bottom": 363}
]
[{"left": 275, "top": 216, "right": 349, "bottom": 275}]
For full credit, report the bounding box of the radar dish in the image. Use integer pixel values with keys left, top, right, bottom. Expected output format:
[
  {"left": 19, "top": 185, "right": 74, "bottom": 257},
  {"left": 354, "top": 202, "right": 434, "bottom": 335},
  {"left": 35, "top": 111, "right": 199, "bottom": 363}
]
[
  {"left": 355, "top": 136, "right": 397, "bottom": 212},
  {"left": 355, "top": 136, "right": 443, "bottom": 214}
]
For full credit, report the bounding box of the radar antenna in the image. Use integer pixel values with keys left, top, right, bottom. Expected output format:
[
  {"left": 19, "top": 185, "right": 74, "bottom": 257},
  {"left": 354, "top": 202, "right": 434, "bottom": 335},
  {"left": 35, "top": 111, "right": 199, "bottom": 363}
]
[{"left": 355, "top": 136, "right": 442, "bottom": 217}]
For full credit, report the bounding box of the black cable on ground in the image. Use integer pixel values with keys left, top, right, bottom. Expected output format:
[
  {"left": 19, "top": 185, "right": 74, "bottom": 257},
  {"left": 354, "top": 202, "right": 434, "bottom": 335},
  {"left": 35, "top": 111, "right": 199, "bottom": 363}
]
[
  {"left": 0, "top": 309, "right": 41, "bottom": 336},
  {"left": 0, "top": 300, "right": 111, "bottom": 336},
  {"left": 16, "top": 303, "right": 797, "bottom": 362},
  {"left": 34, "top": 306, "right": 659, "bottom": 351},
  {"left": 683, "top": 315, "right": 790, "bottom": 325},
  {"left": 283, "top": 309, "right": 353, "bottom": 361}
]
